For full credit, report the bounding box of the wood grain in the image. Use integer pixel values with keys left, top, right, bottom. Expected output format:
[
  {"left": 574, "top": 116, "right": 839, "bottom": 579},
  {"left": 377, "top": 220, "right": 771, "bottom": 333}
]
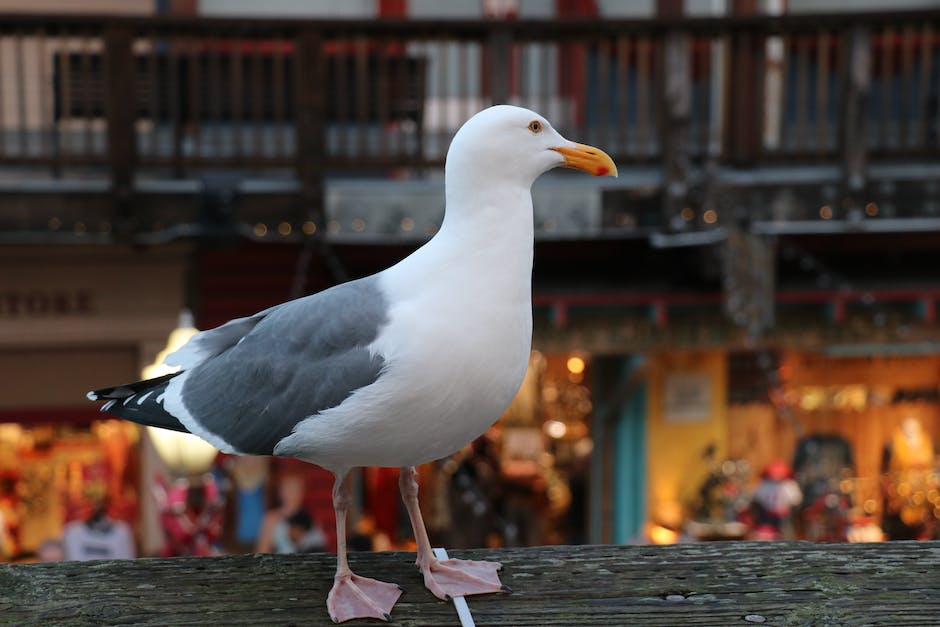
[{"left": 2, "top": 542, "right": 939, "bottom": 626}]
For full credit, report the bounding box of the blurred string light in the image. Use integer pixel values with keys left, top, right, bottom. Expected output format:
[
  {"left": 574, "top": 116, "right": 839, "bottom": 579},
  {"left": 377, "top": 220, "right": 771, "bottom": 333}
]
[
  {"left": 544, "top": 420, "right": 567, "bottom": 439},
  {"left": 566, "top": 355, "right": 585, "bottom": 375}
]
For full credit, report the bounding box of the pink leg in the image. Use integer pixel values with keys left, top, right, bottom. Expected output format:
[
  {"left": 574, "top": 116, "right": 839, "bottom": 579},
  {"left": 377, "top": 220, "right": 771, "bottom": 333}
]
[
  {"left": 399, "top": 466, "right": 510, "bottom": 601},
  {"left": 327, "top": 472, "right": 402, "bottom": 623}
]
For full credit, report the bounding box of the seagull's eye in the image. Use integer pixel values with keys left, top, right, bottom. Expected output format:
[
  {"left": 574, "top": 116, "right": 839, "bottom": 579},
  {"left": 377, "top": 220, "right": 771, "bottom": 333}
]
[{"left": 528, "top": 120, "right": 543, "bottom": 134}]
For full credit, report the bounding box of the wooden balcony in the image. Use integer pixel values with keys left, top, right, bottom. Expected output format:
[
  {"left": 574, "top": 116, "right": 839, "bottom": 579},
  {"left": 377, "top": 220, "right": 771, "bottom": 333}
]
[{"left": 0, "top": 9, "right": 938, "bottom": 241}]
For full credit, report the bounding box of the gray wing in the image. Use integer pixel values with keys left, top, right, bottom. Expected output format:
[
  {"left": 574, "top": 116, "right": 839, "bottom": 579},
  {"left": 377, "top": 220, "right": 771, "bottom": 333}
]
[
  {"left": 177, "top": 274, "right": 389, "bottom": 455},
  {"left": 165, "top": 303, "right": 284, "bottom": 370}
]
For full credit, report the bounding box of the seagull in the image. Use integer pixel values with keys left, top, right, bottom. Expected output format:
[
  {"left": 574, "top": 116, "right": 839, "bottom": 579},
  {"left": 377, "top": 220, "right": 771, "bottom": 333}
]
[{"left": 88, "top": 104, "right": 616, "bottom": 623}]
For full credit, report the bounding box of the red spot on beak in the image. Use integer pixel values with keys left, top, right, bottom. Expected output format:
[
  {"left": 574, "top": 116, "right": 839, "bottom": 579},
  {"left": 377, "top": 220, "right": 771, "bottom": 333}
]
[{"left": 596, "top": 166, "right": 610, "bottom": 176}]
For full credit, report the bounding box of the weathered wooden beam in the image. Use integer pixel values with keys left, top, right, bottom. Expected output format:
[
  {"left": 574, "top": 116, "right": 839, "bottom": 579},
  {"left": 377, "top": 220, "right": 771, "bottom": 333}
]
[{"left": 2, "top": 542, "right": 939, "bottom": 625}]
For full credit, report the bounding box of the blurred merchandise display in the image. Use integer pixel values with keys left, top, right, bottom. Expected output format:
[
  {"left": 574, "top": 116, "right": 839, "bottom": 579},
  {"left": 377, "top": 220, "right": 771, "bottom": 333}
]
[
  {"left": 0, "top": 420, "right": 139, "bottom": 562},
  {"left": 881, "top": 417, "right": 939, "bottom": 541},
  {"left": 153, "top": 473, "right": 224, "bottom": 557}
]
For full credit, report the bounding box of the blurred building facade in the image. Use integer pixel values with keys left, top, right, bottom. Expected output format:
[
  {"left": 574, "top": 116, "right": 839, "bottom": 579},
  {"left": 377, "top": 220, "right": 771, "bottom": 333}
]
[{"left": 1, "top": 0, "right": 940, "bottom": 558}]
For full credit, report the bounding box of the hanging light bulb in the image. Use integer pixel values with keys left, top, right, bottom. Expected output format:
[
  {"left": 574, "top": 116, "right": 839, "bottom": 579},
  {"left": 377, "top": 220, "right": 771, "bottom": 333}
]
[{"left": 142, "top": 310, "right": 218, "bottom": 476}]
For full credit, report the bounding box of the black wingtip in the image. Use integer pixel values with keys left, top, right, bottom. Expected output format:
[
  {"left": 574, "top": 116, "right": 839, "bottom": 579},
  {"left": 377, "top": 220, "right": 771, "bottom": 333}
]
[{"left": 88, "top": 371, "right": 182, "bottom": 402}]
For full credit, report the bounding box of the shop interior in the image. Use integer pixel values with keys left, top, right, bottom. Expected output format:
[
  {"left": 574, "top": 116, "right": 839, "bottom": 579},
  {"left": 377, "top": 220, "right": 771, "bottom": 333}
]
[{"left": 2, "top": 350, "right": 939, "bottom": 562}]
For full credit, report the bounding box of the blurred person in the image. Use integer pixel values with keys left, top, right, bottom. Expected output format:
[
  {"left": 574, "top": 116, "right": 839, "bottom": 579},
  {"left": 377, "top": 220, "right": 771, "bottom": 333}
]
[
  {"left": 63, "top": 500, "right": 135, "bottom": 561},
  {"left": 153, "top": 475, "right": 223, "bottom": 557},
  {"left": 792, "top": 433, "right": 854, "bottom": 542},
  {"left": 285, "top": 509, "right": 327, "bottom": 553},
  {"left": 256, "top": 474, "right": 308, "bottom": 554},
  {"left": 751, "top": 460, "right": 802, "bottom": 541},
  {"left": 227, "top": 456, "right": 269, "bottom": 549},
  {"left": 444, "top": 437, "right": 505, "bottom": 548}
]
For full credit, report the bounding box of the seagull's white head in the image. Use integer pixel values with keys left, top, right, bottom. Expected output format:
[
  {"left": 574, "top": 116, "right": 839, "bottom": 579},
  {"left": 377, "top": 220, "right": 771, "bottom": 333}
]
[{"left": 445, "top": 105, "right": 618, "bottom": 194}]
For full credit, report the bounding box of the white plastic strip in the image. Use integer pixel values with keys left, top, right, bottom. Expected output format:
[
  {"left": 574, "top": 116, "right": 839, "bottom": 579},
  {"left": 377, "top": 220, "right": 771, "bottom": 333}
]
[{"left": 432, "top": 547, "right": 475, "bottom": 627}]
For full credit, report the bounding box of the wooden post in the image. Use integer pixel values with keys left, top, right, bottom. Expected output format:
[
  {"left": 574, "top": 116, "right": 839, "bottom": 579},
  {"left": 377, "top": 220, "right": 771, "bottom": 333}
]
[
  {"left": 293, "top": 29, "right": 348, "bottom": 290},
  {"left": 294, "top": 28, "right": 327, "bottom": 231},
  {"left": 103, "top": 24, "right": 137, "bottom": 235},
  {"left": 660, "top": 30, "right": 691, "bottom": 229},
  {"left": 841, "top": 26, "right": 871, "bottom": 212},
  {"left": 488, "top": 25, "right": 511, "bottom": 106},
  {"left": 724, "top": 0, "right": 765, "bottom": 166}
]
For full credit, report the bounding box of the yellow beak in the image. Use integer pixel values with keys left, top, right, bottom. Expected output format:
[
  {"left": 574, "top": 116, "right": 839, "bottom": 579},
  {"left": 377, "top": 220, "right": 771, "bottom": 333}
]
[{"left": 551, "top": 143, "right": 618, "bottom": 177}]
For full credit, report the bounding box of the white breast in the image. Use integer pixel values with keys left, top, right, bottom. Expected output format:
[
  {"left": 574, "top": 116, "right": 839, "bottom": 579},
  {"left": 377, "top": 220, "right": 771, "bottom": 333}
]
[{"left": 278, "top": 194, "right": 535, "bottom": 474}]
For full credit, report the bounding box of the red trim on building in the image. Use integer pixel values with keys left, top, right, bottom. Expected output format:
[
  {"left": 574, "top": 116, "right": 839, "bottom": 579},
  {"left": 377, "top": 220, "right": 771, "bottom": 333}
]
[{"left": 378, "top": 0, "right": 407, "bottom": 18}]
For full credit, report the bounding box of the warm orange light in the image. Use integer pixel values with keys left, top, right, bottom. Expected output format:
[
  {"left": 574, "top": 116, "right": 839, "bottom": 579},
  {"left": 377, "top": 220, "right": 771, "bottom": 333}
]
[
  {"left": 649, "top": 524, "right": 679, "bottom": 545},
  {"left": 544, "top": 420, "right": 567, "bottom": 439},
  {"left": 566, "top": 355, "right": 585, "bottom": 375}
]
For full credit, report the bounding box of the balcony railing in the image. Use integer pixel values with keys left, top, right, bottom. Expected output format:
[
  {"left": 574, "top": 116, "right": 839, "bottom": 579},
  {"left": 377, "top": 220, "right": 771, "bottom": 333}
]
[{"left": 0, "top": 10, "right": 937, "bottom": 235}]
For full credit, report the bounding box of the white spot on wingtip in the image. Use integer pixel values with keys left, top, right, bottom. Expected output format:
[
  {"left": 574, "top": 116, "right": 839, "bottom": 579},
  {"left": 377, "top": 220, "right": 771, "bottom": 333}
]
[{"left": 87, "top": 391, "right": 99, "bottom": 401}]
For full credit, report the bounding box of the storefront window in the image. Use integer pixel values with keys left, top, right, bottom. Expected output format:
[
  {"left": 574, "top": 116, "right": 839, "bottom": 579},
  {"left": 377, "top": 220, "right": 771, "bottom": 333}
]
[
  {"left": 0, "top": 419, "right": 139, "bottom": 562},
  {"left": 723, "top": 352, "right": 940, "bottom": 543}
]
